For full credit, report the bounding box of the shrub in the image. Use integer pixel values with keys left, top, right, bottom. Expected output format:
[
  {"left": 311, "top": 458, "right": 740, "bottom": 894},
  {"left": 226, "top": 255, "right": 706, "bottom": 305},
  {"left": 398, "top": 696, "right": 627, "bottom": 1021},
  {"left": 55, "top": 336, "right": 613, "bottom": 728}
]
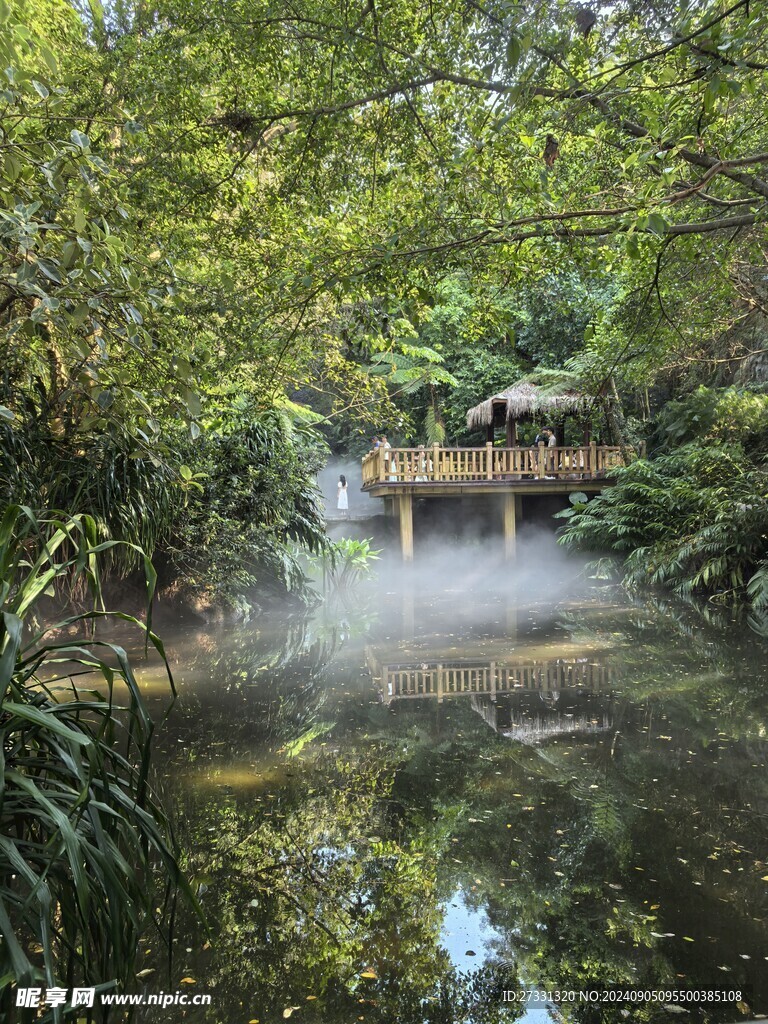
[
  {"left": 559, "top": 444, "right": 768, "bottom": 605},
  {"left": 0, "top": 505, "right": 192, "bottom": 1003}
]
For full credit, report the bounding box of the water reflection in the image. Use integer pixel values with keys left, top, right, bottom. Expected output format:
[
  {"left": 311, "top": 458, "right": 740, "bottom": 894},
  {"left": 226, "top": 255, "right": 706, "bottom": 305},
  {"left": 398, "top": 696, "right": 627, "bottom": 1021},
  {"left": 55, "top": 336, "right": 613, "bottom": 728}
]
[{"left": 125, "top": 560, "right": 768, "bottom": 1023}]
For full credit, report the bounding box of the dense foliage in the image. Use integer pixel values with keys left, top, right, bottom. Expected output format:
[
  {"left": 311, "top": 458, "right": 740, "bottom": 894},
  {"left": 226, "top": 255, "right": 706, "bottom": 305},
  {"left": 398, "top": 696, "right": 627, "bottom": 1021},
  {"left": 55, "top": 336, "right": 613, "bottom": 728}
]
[
  {"left": 1, "top": 0, "right": 767, "bottom": 606},
  {"left": 560, "top": 387, "right": 768, "bottom": 606}
]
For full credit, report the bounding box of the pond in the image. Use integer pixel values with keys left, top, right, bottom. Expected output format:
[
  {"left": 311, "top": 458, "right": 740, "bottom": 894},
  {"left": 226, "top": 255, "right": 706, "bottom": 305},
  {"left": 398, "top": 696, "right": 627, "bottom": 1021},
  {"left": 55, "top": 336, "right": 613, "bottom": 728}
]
[{"left": 128, "top": 540, "right": 768, "bottom": 1023}]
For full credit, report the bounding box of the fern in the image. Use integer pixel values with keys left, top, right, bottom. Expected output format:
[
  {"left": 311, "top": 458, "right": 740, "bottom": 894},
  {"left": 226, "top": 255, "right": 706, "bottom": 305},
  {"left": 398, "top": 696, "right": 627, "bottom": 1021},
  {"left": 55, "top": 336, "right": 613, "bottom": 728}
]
[
  {"left": 368, "top": 349, "right": 458, "bottom": 394},
  {"left": 560, "top": 441, "right": 768, "bottom": 606},
  {"left": 425, "top": 406, "right": 446, "bottom": 446}
]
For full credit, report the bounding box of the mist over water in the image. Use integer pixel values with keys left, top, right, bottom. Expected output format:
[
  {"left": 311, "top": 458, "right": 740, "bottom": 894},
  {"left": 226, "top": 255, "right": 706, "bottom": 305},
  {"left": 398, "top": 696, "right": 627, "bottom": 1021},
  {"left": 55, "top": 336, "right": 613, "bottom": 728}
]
[{"left": 372, "top": 526, "right": 592, "bottom": 602}]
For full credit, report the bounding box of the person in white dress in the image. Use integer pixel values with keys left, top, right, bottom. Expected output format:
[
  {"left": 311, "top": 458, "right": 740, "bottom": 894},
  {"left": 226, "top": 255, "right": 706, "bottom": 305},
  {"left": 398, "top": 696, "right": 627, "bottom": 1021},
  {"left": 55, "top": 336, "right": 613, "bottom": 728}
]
[{"left": 337, "top": 474, "right": 349, "bottom": 517}]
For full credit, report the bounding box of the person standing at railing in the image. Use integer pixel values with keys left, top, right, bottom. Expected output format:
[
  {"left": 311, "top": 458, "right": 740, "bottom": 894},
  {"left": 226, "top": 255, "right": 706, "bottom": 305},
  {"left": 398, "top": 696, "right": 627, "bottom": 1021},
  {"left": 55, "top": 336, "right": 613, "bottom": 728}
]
[
  {"left": 415, "top": 444, "right": 428, "bottom": 482},
  {"left": 381, "top": 435, "right": 397, "bottom": 482},
  {"left": 532, "top": 427, "right": 550, "bottom": 475},
  {"left": 546, "top": 426, "right": 557, "bottom": 477}
]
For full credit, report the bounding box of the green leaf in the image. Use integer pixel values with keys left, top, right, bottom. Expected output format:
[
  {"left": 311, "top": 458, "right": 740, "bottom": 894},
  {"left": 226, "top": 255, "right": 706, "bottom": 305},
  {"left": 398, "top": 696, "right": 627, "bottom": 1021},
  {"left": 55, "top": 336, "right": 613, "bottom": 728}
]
[{"left": 69, "top": 129, "right": 90, "bottom": 150}]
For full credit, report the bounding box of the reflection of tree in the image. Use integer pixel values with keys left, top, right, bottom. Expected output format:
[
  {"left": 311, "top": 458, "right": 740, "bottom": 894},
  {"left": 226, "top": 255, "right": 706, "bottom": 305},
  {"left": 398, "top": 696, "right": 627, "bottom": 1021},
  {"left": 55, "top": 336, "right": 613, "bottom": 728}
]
[
  {"left": 153, "top": 617, "right": 345, "bottom": 768},
  {"left": 162, "top": 752, "right": 520, "bottom": 1024},
  {"left": 377, "top": 680, "right": 768, "bottom": 1018}
]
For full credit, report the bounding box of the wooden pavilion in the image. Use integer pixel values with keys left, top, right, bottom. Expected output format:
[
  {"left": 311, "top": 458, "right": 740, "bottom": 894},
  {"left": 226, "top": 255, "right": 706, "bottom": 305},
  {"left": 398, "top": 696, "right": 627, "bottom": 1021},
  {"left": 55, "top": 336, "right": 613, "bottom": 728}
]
[
  {"left": 465, "top": 380, "right": 594, "bottom": 447},
  {"left": 360, "top": 380, "right": 633, "bottom": 562}
]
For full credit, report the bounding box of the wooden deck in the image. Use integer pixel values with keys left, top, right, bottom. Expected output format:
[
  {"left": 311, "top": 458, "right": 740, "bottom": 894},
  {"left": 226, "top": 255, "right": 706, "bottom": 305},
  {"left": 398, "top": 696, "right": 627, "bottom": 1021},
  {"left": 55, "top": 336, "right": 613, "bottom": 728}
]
[
  {"left": 362, "top": 443, "right": 625, "bottom": 494},
  {"left": 360, "top": 443, "right": 633, "bottom": 562}
]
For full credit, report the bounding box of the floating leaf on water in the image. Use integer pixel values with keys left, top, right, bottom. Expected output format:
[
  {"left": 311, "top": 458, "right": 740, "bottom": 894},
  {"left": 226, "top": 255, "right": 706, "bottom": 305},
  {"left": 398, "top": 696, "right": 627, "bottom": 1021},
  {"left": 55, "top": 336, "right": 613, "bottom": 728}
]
[
  {"left": 360, "top": 971, "right": 377, "bottom": 979},
  {"left": 136, "top": 969, "right": 155, "bottom": 979},
  {"left": 180, "top": 978, "right": 196, "bottom": 984}
]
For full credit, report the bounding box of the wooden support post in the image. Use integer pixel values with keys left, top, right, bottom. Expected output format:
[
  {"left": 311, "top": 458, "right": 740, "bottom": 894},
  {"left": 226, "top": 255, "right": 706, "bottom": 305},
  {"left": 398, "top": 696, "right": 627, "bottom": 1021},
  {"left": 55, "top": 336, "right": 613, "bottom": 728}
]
[
  {"left": 378, "top": 447, "right": 386, "bottom": 484},
  {"left": 537, "top": 441, "right": 546, "bottom": 479},
  {"left": 399, "top": 493, "right": 414, "bottom": 562},
  {"left": 590, "top": 440, "right": 597, "bottom": 476},
  {"left": 503, "top": 492, "right": 516, "bottom": 560},
  {"left": 485, "top": 442, "right": 493, "bottom": 480}
]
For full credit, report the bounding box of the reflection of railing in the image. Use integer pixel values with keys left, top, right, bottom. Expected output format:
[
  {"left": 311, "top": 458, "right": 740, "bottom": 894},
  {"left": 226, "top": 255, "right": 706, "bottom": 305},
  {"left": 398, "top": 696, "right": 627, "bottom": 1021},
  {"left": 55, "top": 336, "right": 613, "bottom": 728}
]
[
  {"left": 374, "top": 658, "right": 611, "bottom": 703},
  {"left": 361, "top": 443, "right": 628, "bottom": 488}
]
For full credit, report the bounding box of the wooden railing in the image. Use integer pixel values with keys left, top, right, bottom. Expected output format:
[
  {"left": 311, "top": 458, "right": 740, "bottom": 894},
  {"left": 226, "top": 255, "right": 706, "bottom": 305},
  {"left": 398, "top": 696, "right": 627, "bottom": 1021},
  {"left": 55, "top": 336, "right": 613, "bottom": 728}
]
[
  {"left": 374, "top": 658, "right": 611, "bottom": 702},
  {"left": 361, "top": 443, "right": 627, "bottom": 487}
]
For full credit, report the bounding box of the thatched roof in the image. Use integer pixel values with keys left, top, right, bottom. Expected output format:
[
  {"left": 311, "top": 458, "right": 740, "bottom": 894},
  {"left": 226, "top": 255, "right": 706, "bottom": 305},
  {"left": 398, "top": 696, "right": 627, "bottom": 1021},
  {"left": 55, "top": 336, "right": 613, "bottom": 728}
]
[{"left": 466, "top": 381, "right": 590, "bottom": 429}]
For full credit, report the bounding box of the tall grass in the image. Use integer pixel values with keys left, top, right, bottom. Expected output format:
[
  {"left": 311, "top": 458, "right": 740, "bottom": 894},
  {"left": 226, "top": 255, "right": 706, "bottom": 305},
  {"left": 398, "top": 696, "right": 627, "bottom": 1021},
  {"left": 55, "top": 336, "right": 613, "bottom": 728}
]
[{"left": 0, "top": 505, "right": 192, "bottom": 1017}]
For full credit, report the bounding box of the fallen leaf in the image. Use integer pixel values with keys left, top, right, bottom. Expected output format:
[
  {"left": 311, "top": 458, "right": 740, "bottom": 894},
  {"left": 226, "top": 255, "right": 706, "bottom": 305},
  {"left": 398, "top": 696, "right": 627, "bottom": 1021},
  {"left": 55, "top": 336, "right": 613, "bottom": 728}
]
[{"left": 180, "top": 977, "right": 196, "bottom": 984}]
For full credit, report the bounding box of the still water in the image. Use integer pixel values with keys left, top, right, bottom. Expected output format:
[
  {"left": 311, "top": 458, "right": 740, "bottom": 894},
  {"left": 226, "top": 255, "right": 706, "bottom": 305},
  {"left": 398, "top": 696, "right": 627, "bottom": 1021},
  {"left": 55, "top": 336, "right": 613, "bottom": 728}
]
[{"left": 129, "top": 544, "right": 768, "bottom": 1023}]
